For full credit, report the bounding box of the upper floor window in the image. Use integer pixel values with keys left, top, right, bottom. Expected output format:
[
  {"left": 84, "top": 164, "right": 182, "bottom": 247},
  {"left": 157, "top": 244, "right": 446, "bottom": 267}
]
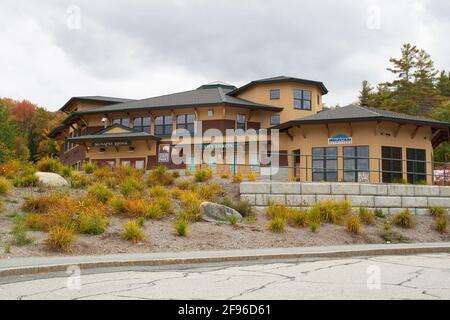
[
  {"left": 112, "top": 118, "right": 130, "bottom": 127},
  {"left": 270, "top": 89, "right": 280, "bottom": 100},
  {"left": 176, "top": 114, "right": 195, "bottom": 135},
  {"left": 294, "top": 90, "right": 312, "bottom": 110},
  {"left": 155, "top": 115, "right": 173, "bottom": 135},
  {"left": 270, "top": 114, "right": 280, "bottom": 125},
  {"left": 236, "top": 114, "right": 246, "bottom": 130},
  {"left": 133, "top": 117, "right": 150, "bottom": 133}
]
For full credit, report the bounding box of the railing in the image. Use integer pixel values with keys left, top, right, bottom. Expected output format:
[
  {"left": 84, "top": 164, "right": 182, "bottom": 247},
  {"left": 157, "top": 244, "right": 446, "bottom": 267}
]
[{"left": 193, "top": 153, "right": 450, "bottom": 186}]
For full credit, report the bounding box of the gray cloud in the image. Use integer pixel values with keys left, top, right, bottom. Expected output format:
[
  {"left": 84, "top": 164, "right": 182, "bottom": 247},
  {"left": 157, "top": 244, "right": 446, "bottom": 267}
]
[{"left": 0, "top": 0, "right": 449, "bottom": 110}]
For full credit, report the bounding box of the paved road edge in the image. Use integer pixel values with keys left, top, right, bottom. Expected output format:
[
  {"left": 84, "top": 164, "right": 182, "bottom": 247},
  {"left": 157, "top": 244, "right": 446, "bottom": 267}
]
[{"left": 1, "top": 244, "right": 449, "bottom": 277}]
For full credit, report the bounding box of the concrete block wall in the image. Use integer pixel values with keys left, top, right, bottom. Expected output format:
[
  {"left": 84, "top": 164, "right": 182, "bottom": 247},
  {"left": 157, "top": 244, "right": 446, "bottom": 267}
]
[{"left": 240, "top": 182, "right": 450, "bottom": 215}]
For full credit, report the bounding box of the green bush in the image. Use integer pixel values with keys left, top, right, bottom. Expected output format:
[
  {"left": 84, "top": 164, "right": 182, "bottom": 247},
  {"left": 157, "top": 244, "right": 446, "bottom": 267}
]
[
  {"left": 358, "top": 207, "right": 375, "bottom": 225},
  {"left": 429, "top": 206, "right": 447, "bottom": 218},
  {"left": 288, "top": 208, "right": 308, "bottom": 227},
  {"left": 69, "top": 172, "right": 91, "bottom": 189},
  {"left": 147, "top": 165, "right": 174, "bottom": 186},
  {"left": 122, "top": 220, "right": 145, "bottom": 243},
  {"left": 120, "top": 177, "right": 145, "bottom": 198},
  {"left": 227, "top": 215, "right": 239, "bottom": 225},
  {"left": 83, "top": 162, "right": 96, "bottom": 174},
  {"left": 174, "top": 218, "right": 188, "bottom": 236},
  {"left": 268, "top": 216, "right": 286, "bottom": 233},
  {"left": 374, "top": 209, "right": 386, "bottom": 219},
  {"left": 12, "top": 173, "right": 38, "bottom": 187},
  {"left": 308, "top": 221, "right": 320, "bottom": 233},
  {"left": 0, "top": 177, "right": 12, "bottom": 194},
  {"left": 12, "top": 224, "right": 33, "bottom": 246},
  {"left": 87, "top": 183, "right": 113, "bottom": 204},
  {"left": 194, "top": 168, "right": 212, "bottom": 182},
  {"left": 61, "top": 166, "right": 73, "bottom": 178},
  {"left": 392, "top": 209, "right": 414, "bottom": 228},
  {"left": 36, "top": 157, "right": 62, "bottom": 173},
  {"left": 79, "top": 213, "right": 109, "bottom": 235},
  {"left": 433, "top": 215, "right": 448, "bottom": 233}
]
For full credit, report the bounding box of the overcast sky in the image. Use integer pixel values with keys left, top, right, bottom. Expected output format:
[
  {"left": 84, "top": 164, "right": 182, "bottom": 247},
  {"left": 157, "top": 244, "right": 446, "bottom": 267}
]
[{"left": 1, "top": 0, "right": 449, "bottom": 111}]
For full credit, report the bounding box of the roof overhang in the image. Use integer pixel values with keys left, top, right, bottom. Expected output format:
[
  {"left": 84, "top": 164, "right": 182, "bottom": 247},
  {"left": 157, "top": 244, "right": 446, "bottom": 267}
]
[
  {"left": 68, "top": 134, "right": 161, "bottom": 144},
  {"left": 229, "top": 78, "right": 329, "bottom": 96}
]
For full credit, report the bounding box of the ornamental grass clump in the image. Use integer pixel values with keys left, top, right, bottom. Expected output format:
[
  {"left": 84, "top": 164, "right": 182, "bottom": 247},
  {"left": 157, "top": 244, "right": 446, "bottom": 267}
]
[
  {"left": 358, "top": 207, "right": 376, "bottom": 225},
  {"left": 346, "top": 215, "right": 363, "bottom": 235},
  {"left": 122, "top": 220, "right": 145, "bottom": 243},
  {"left": 120, "top": 177, "right": 145, "bottom": 198},
  {"left": 195, "top": 182, "right": 223, "bottom": 201},
  {"left": 79, "top": 212, "right": 109, "bottom": 235},
  {"left": 433, "top": 215, "right": 448, "bottom": 233},
  {"left": 310, "top": 199, "right": 352, "bottom": 225},
  {"left": 46, "top": 225, "right": 75, "bottom": 252},
  {"left": 87, "top": 183, "right": 113, "bottom": 204},
  {"left": 0, "top": 177, "right": 12, "bottom": 194},
  {"left": 83, "top": 162, "right": 96, "bottom": 174},
  {"left": 147, "top": 165, "right": 174, "bottom": 186},
  {"left": 392, "top": 209, "right": 414, "bottom": 228},
  {"left": 69, "top": 172, "right": 91, "bottom": 189},
  {"left": 266, "top": 203, "right": 290, "bottom": 220},
  {"left": 36, "top": 157, "right": 62, "bottom": 174},
  {"left": 179, "top": 191, "right": 202, "bottom": 221},
  {"left": 174, "top": 217, "right": 188, "bottom": 236},
  {"left": 247, "top": 172, "right": 257, "bottom": 181},
  {"left": 429, "top": 206, "right": 446, "bottom": 218},
  {"left": 288, "top": 208, "right": 308, "bottom": 227},
  {"left": 268, "top": 216, "right": 286, "bottom": 233},
  {"left": 232, "top": 174, "right": 243, "bottom": 183},
  {"left": 149, "top": 185, "right": 168, "bottom": 198},
  {"left": 194, "top": 168, "right": 213, "bottom": 182}
]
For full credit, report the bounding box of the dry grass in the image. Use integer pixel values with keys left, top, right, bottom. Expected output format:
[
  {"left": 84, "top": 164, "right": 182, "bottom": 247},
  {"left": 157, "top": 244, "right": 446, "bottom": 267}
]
[
  {"left": 392, "top": 209, "right": 414, "bottom": 228},
  {"left": 359, "top": 207, "right": 376, "bottom": 225},
  {"left": 87, "top": 183, "right": 114, "bottom": 204},
  {"left": 0, "top": 177, "right": 12, "bottom": 194},
  {"left": 346, "top": 215, "right": 363, "bottom": 235},
  {"left": 268, "top": 216, "right": 286, "bottom": 233},
  {"left": 46, "top": 225, "right": 75, "bottom": 252},
  {"left": 147, "top": 165, "right": 174, "bottom": 186},
  {"left": 121, "top": 220, "right": 145, "bottom": 243}
]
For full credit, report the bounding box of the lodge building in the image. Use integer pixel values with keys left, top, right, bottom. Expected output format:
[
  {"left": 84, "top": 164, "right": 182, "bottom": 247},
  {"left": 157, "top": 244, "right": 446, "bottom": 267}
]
[{"left": 49, "top": 76, "right": 450, "bottom": 184}]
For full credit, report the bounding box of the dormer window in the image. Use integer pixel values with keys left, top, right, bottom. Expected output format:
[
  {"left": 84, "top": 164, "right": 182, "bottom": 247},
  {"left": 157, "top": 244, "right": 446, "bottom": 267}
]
[
  {"left": 133, "top": 117, "right": 150, "bottom": 132},
  {"left": 270, "top": 89, "right": 280, "bottom": 100},
  {"left": 112, "top": 118, "right": 130, "bottom": 127},
  {"left": 294, "top": 90, "right": 312, "bottom": 110}
]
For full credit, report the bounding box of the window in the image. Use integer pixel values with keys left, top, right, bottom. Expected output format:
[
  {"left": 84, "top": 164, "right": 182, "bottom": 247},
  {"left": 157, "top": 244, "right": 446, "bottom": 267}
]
[
  {"left": 112, "top": 118, "right": 130, "bottom": 127},
  {"left": 208, "top": 109, "right": 214, "bottom": 117},
  {"left": 270, "top": 114, "right": 280, "bottom": 125},
  {"left": 236, "top": 114, "right": 246, "bottom": 130},
  {"left": 294, "top": 90, "right": 312, "bottom": 110},
  {"left": 407, "top": 148, "right": 426, "bottom": 184},
  {"left": 312, "top": 147, "right": 338, "bottom": 182},
  {"left": 343, "top": 146, "right": 370, "bottom": 182},
  {"left": 270, "top": 89, "right": 280, "bottom": 100},
  {"left": 176, "top": 114, "right": 195, "bottom": 135},
  {"left": 381, "top": 146, "right": 403, "bottom": 183},
  {"left": 133, "top": 117, "right": 150, "bottom": 132},
  {"left": 155, "top": 115, "right": 173, "bottom": 135}
]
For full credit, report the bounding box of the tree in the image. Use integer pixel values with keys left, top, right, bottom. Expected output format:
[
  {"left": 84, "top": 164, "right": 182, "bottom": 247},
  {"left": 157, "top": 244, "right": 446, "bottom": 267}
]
[
  {"left": 437, "top": 70, "right": 450, "bottom": 97},
  {"left": 358, "top": 80, "right": 373, "bottom": 106}
]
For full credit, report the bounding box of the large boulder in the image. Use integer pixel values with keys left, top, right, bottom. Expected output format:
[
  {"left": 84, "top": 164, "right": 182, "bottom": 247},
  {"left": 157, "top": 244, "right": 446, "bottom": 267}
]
[
  {"left": 36, "top": 172, "right": 68, "bottom": 187},
  {"left": 200, "top": 202, "right": 243, "bottom": 223}
]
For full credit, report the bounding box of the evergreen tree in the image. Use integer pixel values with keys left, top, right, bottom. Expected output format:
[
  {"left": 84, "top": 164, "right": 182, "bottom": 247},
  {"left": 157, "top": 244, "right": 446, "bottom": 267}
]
[{"left": 358, "top": 80, "right": 373, "bottom": 106}]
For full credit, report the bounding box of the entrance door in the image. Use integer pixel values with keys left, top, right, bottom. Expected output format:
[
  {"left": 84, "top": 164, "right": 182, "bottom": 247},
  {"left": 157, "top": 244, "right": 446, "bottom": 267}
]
[{"left": 293, "top": 150, "right": 301, "bottom": 180}]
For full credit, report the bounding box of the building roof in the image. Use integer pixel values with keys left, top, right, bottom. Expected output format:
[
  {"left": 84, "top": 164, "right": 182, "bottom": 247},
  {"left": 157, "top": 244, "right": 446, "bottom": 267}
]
[
  {"left": 69, "top": 86, "right": 282, "bottom": 116},
  {"left": 273, "top": 104, "right": 450, "bottom": 129},
  {"left": 67, "top": 124, "right": 160, "bottom": 143},
  {"left": 228, "top": 75, "right": 329, "bottom": 95},
  {"left": 59, "top": 96, "right": 133, "bottom": 112}
]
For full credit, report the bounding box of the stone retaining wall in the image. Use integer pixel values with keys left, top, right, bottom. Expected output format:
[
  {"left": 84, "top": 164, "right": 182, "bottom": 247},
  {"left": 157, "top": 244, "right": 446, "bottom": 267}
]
[{"left": 240, "top": 182, "right": 450, "bottom": 215}]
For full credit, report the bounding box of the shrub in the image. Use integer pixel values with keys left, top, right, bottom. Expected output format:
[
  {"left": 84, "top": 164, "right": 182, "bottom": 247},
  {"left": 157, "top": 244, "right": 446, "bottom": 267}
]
[
  {"left": 123, "top": 198, "right": 150, "bottom": 217},
  {"left": 227, "top": 215, "right": 239, "bottom": 225},
  {"left": 87, "top": 183, "right": 113, "bottom": 203},
  {"left": 122, "top": 220, "right": 145, "bottom": 243},
  {"left": 180, "top": 191, "right": 202, "bottom": 221},
  {"left": 61, "top": 166, "right": 73, "bottom": 178},
  {"left": 266, "top": 203, "right": 290, "bottom": 220},
  {"left": 359, "top": 207, "right": 375, "bottom": 225},
  {"left": 0, "top": 177, "right": 12, "bottom": 194},
  {"left": 149, "top": 185, "right": 168, "bottom": 198},
  {"left": 69, "top": 172, "right": 91, "bottom": 189},
  {"left": 153, "top": 197, "right": 173, "bottom": 216},
  {"left": 147, "top": 165, "right": 174, "bottom": 186},
  {"left": 175, "top": 179, "right": 196, "bottom": 190},
  {"left": 310, "top": 200, "right": 352, "bottom": 224},
  {"left": 194, "top": 168, "right": 212, "bottom": 182},
  {"left": 220, "top": 172, "right": 230, "bottom": 179},
  {"left": 232, "top": 174, "right": 243, "bottom": 183},
  {"left": 247, "top": 172, "right": 257, "bottom": 181},
  {"left": 380, "top": 230, "right": 407, "bottom": 243},
  {"left": 12, "top": 224, "right": 32, "bottom": 246},
  {"left": 46, "top": 225, "right": 75, "bottom": 252},
  {"left": 308, "top": 221, "right": 320, "bottom": 233},
  {"left": 374, "top": 209, "right": 386, "bottom": 219},
  {"left": 13, "top": 171, "right": 39, "bottom": 187},
  {"left": 93, "top": 166, "right": 113, "bottom": 181},
  {"left": 79, "top": 212, "right": 109, "bottom": 235},
  {"left": 171, "top": 171, "right": 180, "bottom": 178},
  {"left": 392, "top": 209, "right": 414, "bottom": 228},
  {"left": 433, "top": 215, "right": 448, "bottom": 233},
  {"left": 346, "top": 215, "right": 363, "bottom": 235},
  {"left": 0, "top": 160, "right": 20, "bottom": 178},
  {"left": 288, "top": 208, "right": 308, "bottom": 227},
  {"left": 115, "top": 164, "right": 144, "bottom": 181},
  {"left": 120, "top": 177, "right": 145, "bottom": 198},
  {"left": 137, "top": 216, "right": 145, "bottom": 227},
  {"left": 22, "top": 192, "right": 65, "bottom": 213},
  {"left": 184, "top": 169, "right": 192, "bottom": 176},
  {"left": 109, "top": 196, "right": 127, "bottom": 215},
  {"left": 268, "top": 217, "right": 286, "bottom": 233},
  {"left": 171, "top": 188, "right": 183, "bottom": 200},
  {"left": 25, "top": 213, "right": 46, "bottom": 231},
  {"left": 429, "top": 206, "right": 447, "bottom": 218},
  {"left": 36, "top": 157, "right": 62, "bottom": 173},
  {"left": 174, "top": 218, "right": 188, "bottom": 236},
  {"left": 83, "top": 162, "right": 96, "bottom": 174},
  {"left": 196, "top": 183, "right": 223, "bottom": 201}
]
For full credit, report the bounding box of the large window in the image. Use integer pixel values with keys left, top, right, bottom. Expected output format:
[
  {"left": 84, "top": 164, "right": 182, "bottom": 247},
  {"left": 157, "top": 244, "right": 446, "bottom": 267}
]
[
  {"left": 112, "top": 118, "right": 130, "bottom": 127},
  {"left": 343, "top": 146, "right": 370, "bottom": 182},
  {"left": 176, "top": 114, "right": 195, "bottom": 135},
  {"left": 382, "top": 146, "right": 403, "bottom": 183},
  {"left": 294, "top": 90, "right": 312, "bottom": 110},
  {"left": 236, "top": 114, "right": 246, "bottom": 130},
  {"left": 407, "top": 148, "right": 426, "bottom": 184},
  {"left": 133, "top": 117, "right": 150, "bottom": 133},
  {"left": 312, "top": 147, "right": 338, "bottom": 182},
  {"left": 155, "top": 115, "right": 173, "bottom": 135},
  {"left": 270, "top": 89, "right": 280, "bottom": 100}
]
